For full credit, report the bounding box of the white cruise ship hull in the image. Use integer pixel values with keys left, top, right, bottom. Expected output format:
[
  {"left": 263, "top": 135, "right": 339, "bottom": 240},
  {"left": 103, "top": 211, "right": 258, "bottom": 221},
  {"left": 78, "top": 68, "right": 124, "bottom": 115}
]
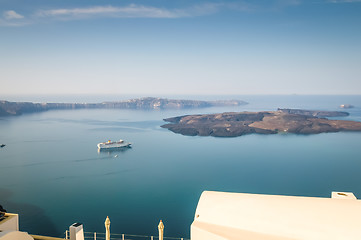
[{"left": 97, "top": 140, "right": 131, "bottom": 149}]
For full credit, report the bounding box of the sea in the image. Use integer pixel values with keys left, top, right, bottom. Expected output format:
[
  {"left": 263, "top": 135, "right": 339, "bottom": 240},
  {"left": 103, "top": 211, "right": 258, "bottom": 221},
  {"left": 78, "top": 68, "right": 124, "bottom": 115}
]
[{"left": 1, "top": 95, "right": 361, "bottom": 238}]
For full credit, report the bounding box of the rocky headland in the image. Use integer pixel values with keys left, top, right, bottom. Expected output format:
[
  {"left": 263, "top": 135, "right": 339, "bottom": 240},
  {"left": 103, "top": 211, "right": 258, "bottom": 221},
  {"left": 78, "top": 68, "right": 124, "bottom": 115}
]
[
  {"left": 161, "top": 109, "right": 361, "bottom": 137},
  {"left": 0, "top": 97, "right": 247, "bottom": 116}
]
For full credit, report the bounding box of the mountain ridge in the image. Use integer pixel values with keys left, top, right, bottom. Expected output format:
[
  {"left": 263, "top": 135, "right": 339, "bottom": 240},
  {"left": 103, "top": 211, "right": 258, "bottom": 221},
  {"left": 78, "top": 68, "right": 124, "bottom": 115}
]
[{"left": 0, "top": 97, "right": 248, "bottom": 116}]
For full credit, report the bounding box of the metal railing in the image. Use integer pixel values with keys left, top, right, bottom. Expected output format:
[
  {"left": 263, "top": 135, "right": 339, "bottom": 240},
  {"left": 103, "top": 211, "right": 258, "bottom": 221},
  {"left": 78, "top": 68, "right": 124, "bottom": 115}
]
[
  {"left": 64, "top": 217, "right": 189, "bottom": 240},
  {"left": 64, "top": 231, "right": 188, "bottom": 240},
  {"left": 81, "top": 232, "right": 188, "bottom": 240}
]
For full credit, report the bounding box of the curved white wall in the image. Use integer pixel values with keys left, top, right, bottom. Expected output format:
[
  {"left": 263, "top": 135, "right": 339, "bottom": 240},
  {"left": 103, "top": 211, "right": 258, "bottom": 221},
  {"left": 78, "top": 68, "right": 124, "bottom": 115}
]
[{"left": 191, "top": 191, "right": 361, "bottom": 240}]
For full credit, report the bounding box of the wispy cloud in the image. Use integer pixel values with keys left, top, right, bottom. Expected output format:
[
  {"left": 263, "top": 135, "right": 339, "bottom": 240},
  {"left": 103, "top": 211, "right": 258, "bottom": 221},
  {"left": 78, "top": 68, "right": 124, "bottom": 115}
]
[
  {"left": 35, "top": 4, "right": 221, "bottom": 20},
  {"left": 0, "top": 1, "right": 303, "bottom": 27},
  {"left": 34, "top": 1, "right": 297, "bottom": 21},
  {"left": 3, "top": 10, "right": 24, "bottom": 19},
  {"left": 0, "top": 10, "right": 28, "bottom": 26},
  {"left": 0, "top": 4, "right": 222, "bottom": 26}
]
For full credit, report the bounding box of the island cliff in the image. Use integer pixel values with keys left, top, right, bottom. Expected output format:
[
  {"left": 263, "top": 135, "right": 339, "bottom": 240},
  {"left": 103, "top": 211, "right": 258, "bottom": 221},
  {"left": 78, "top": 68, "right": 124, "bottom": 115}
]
[
  {"left": 0, "top": 97, "right": 247, "bottom": 116},
  {"left": 161, "top": 109, "right": 361, "bottom": 137}
]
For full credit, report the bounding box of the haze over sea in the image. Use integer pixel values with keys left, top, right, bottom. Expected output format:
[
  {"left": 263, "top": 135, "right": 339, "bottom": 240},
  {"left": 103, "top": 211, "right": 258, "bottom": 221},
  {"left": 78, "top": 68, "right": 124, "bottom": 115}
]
[{"left": 1, "top": 94, "right": 361, "bottom": 238}]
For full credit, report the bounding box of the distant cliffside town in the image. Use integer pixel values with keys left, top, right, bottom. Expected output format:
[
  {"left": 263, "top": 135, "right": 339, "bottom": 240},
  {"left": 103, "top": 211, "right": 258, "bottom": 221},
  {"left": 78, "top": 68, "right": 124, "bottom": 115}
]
[{"left": 0, "top": 97, "right": 248, "bottom": 116}]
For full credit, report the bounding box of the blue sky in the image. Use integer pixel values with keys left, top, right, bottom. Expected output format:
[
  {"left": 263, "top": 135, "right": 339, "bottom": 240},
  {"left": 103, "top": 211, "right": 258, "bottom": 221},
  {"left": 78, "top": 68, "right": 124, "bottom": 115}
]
[{"left": 1, "top": 0, "right": 361, "bottom": 96}]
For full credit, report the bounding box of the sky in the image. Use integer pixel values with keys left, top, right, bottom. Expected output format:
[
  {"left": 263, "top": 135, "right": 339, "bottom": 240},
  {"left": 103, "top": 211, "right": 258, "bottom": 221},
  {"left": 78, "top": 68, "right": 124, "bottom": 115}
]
[{"left": 1, "top": 0, "right": 361, "bottom": 96}]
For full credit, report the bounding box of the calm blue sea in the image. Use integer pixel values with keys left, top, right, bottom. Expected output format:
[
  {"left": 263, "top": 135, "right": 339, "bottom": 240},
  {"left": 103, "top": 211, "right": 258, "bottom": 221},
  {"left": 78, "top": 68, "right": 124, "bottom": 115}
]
[{"left": 1, "top": 95, "right": 361, "bottom": 238}]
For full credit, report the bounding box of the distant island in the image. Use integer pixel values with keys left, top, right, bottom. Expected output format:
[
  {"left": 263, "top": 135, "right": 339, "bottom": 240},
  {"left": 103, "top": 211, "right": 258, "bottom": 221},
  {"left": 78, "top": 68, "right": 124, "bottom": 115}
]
[
  {"left": 0, "top": 97, "right": 248, "bottom": 116},
  {"left": 161, "top": 109, "right": 361, "bottom": 137}
]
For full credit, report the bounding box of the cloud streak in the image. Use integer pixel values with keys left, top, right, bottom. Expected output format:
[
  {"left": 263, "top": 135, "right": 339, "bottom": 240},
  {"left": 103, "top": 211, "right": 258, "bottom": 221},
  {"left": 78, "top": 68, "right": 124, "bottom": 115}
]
[
  {"left": 0, "top": 1, "right": 303, "bottom": 27},
  {"left": 0, "top": 4, "right": 221, "bottom": 26},
  {"left": 0, "top": 10, "right": 28, "bottom": 26},
  {"left": 3, "top": 10, "right": 24, "bottom": 19},
  {"left": 35, "top": 4, "right": 221, "bottom": 19}
]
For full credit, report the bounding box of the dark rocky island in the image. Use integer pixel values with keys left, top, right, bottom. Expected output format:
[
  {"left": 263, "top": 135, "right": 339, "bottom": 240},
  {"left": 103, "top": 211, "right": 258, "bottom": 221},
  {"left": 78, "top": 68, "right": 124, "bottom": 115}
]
[
  {"left": 0, "top": 97, "right": 247, "bottom": 116},
  {"left": 161, "top": 109, "right": 361, "bottom": 137}
]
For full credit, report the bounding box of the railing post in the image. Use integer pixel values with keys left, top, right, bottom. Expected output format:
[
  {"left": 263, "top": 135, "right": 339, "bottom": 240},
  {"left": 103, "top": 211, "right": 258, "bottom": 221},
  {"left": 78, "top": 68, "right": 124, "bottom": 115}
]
[
  {"left": 94, "top": 232, "right": 96, "bottom": 240},
  {"left": 105, "top": 216, "right": 111, "bottom": 240},
  {"left": 151, "top": 236, "right": 153, "bottom": 240},
  {"left": 122, "top": 233, "right": 124, "bottom": 240},
  {"left": 65, "top": 230, "right": 68, "bottom": 239},
  {"left": 158, "top": 220, "right": 164, "bottom": 240}
]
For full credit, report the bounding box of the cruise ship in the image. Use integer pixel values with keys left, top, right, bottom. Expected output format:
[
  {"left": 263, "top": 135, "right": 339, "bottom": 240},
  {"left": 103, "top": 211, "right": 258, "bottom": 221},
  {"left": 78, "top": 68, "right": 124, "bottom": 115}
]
[{"left": 97, "top": 139, "right": 131, "bottom": 149}]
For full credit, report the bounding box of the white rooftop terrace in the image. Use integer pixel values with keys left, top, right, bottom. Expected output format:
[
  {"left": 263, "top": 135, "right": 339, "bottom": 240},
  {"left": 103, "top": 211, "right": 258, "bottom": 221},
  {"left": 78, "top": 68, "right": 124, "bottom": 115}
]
[{"left": 191, "top": 191, "right": 361, "bottom": 240}]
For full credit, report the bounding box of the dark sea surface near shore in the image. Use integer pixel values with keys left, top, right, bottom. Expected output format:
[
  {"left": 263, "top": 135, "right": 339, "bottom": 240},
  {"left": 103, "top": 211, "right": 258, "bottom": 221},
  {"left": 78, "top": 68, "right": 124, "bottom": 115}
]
[{"left": 1, "top": 95, "right": 361, "bottom": 238}]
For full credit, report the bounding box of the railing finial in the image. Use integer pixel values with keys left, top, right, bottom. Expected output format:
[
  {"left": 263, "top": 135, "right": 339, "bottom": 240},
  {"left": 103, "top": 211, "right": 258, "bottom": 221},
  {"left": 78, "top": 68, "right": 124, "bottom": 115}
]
[
  {"left": 158, "top": 220, "right": 164, "bottom": 240},
  {"left": 105, "top": 216, "right": 111, "bottom": 240}
]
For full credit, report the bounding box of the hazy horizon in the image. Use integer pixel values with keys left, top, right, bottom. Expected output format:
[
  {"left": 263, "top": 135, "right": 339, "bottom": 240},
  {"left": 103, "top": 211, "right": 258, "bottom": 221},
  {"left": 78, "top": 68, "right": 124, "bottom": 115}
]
[
  {"left": 1, "top": 0, "right": 361, "bottom": 95},
  {"left": 2, "top": 93, "right": 361, "bottom": 105}
]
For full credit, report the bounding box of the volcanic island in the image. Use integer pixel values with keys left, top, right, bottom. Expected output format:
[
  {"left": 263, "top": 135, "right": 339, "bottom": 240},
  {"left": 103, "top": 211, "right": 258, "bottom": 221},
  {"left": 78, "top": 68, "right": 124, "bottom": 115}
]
[{"left": 161, "top": 109, "right": 361, "bottom": 137}]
